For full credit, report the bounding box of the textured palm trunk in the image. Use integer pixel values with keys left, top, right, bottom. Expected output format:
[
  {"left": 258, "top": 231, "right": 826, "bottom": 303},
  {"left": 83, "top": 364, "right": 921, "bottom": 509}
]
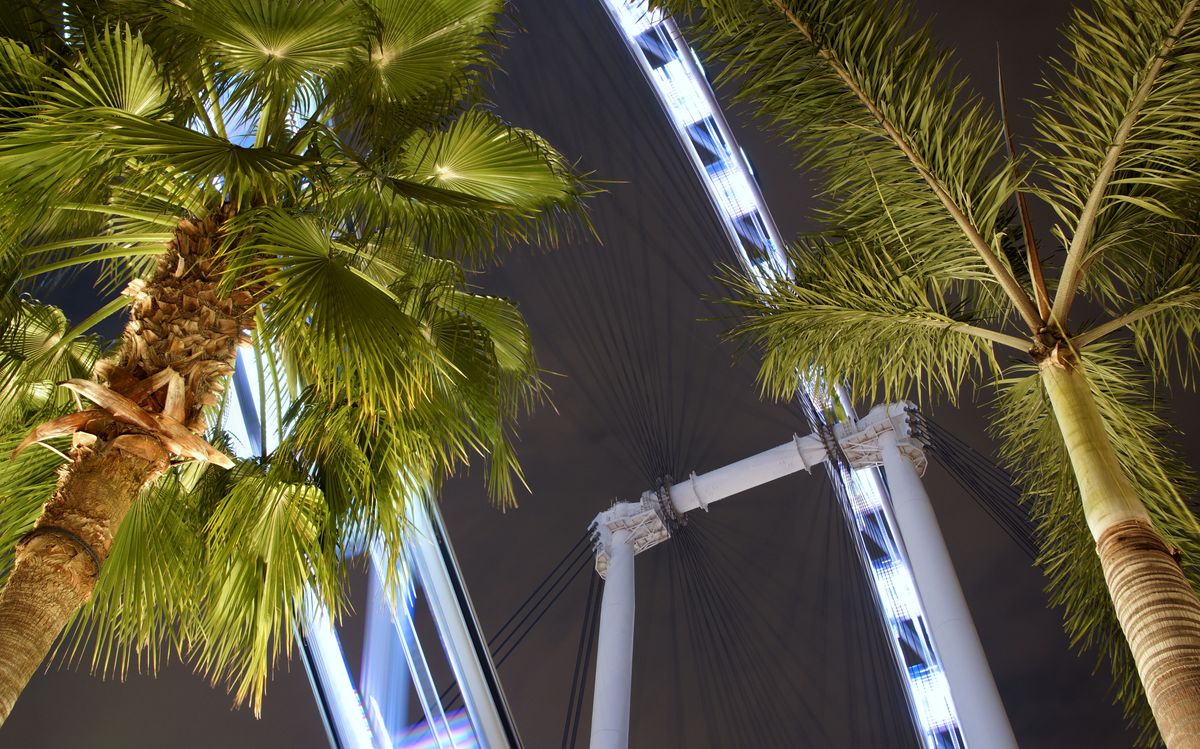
[
  {"left": 0, "top": 204, "right": 254, "bottom": 725},
  {"left": 1042, "top": 362, "right": 1200, "bottom": 748},
  {"left": 0, "top": 434, "right": 169, "bottom": 723}
]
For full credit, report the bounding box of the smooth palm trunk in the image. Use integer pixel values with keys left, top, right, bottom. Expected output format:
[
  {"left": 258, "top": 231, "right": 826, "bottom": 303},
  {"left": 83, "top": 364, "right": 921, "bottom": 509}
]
[
  {"left": 1042, "top": 363, "right": 1200, "bottom": 748},
  {"left": 0, "top": 205, "right": 252, "bottom": 726}
]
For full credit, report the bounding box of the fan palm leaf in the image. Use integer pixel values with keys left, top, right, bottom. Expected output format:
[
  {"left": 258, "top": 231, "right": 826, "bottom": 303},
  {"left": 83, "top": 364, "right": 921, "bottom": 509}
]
[{"left": 0, "top": 0, "right": 585, "bottom": 725}]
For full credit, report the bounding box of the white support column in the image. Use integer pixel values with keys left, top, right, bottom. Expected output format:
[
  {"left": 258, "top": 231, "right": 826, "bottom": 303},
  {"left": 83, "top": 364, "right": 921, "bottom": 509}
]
[
  {"left": 878, "top": 428, "right": 1018, "bottom": 749},
  {"left": 590, "top": 526, "right": 637, "bottom": 749}
]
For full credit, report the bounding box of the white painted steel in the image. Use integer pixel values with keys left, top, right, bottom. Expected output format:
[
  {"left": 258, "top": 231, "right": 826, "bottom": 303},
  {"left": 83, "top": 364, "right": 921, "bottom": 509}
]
[
  {"left": 668, "top": 434, "right": 826, "bottom": 513},
  {"left": 300, "top": 591, "right": 377, "bottom": 749},
  {"left": 879, "top": 430, "right": 1019, "bottom": 749},
  {"left": 368, "top": 549, "right": 458, "bottom": 749},
  {"left": 599, "top": 2, "right": 971, "bottom": 742},
  {"left": 590, "top": 530, "right": 637, "bottom": 749},
  {"left": 409, "top": 502, "right": 509, "bottom": 749}
]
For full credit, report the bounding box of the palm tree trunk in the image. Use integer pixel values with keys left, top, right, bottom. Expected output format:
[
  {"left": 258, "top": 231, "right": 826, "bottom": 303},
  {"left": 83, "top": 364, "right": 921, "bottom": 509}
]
[
  {"left": 0, "top": 204, "right": 254, "bottom": 725},
  {"left": 0, "top": 434, "right": 169, "bottom": 723},
  {"left": 1042, "top": 362, "right": 1200, "bottom": 748}
]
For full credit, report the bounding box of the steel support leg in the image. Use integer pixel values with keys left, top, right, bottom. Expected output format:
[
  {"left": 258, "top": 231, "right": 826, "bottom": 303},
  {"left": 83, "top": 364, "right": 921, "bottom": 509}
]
[
  {"left": 590, "top": 529, "right": 636, "bottom": 749},
  {"left": 879, "top": 430, "right": 1018, "bottom": 749}
]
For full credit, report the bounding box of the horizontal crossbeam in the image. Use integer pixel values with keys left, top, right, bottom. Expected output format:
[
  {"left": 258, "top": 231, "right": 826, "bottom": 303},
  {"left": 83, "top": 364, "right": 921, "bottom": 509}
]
[{"left": 592, "top": 402, "right": 922, "bottom": 573}]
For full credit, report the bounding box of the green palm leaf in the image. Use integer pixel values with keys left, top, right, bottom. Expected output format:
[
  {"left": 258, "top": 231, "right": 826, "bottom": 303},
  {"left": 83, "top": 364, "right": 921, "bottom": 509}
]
[
  {"left": 0, "top": 299, "right": 105, "bottom": 426},
  {"left": 0, "top": 0, "right": 585, "bottom": 719},
  {"left": 229, "top": 208, "right": 438, "bottom": 421},
  {"left": 725, "top": 237, "right": 1010, "bottom": 406},
  {"left": 659, "top": 0, "right": 1036, "bottom": 327},
  {"left": 349, "top": 0, "right": 500, "bottom": 106},
  {"left": 63, "top": 468, "right": 203, "bottom": 677},
  {"left": 400, "top": 110, "right": 579, "bottom": 205},
  {"left": 665, "top": 1, "right": 1200, "bottom": 742},
  {"left": 0, "top": 427, "right": 64, "bottom": 588},
  {"left": 190, "top": 462, "right": 336, "bottom": 710},
  {"left": 1035, "top": 0, "right": 1200, "bottom": 319},
  {"left": 188, "top": 0, "right": 362, "bottom": 133}
]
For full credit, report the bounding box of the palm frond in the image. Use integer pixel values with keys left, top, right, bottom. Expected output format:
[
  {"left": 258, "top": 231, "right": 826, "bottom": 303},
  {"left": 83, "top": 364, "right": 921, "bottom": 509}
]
[
  {"left": 1075, "top": 232, "right": 1200, "bottom": 386},
  {"left": 438, "top": 290, "right": 535, "bottom": 373},
  {"left": 0, "top": 26, "right": 309, "bottom": 215},
  {"left": 0, "top": 298, "right": 105, "bottom": 427},
  {"left": 1035, "top": 0, "right": 1200, "bottom": 320},
  {"left": 725, "top": 237, "right": 1009, "bottom": 406},
  {"left": 0, "top": 426, "right": 65, "bottom": 588},
  {"left": 658, "top": 0, "right": 1037, "bottom": 328},
  {"left": 335, "top": 0, "right": 501, "bottom": 110},
  {"left": 0, "top": 37, "right": 53, "bottom": 116},
  {"left": 227, "top": 208, "right": 438, "bottom": 422},
  {"left": 49, "top": 24, "right": 171, "bottom": 117},
  {"left": 186, "top": 0, "right": 362, "bottom": 142},
  {"left": 272, "top": 391, "right": 424, "bottom": 564},
  {"left": 62, "top": 468, "right": 203, "bottom": 678},
  {"left": 314, "top": 117, "right": 591, "bottom": 262},
  {"left": 188, "top": 460, "right": 337, "bottom": 712},
  {"left": 994, "top": 342, "right": 1200, "bottom": 746},
  {"left": 400, "top": 110, "right": 579, "bottom": 205}
]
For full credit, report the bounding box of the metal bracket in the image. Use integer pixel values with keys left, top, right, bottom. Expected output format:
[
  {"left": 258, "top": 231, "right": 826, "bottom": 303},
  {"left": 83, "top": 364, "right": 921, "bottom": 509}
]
[
  {"left": 652, "top": 476, "right": 684, "bottom": 532},
  {"left": 689, "top": 470, "right": 711, "bottom": 511},
  {"left": 792, "top": 433, "right": 813, "bottom": 473},
  {"left": 833, "top": 401, "right": 928, "bottom": 475},
  {"left": 592, "top": 500, "right": 671, "bottom": 579}
]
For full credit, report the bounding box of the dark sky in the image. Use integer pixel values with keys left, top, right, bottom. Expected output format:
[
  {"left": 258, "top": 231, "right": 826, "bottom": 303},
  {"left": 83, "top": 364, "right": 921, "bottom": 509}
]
[{"left": 5, "top": 1, "right": 1191, "bottom": 747}]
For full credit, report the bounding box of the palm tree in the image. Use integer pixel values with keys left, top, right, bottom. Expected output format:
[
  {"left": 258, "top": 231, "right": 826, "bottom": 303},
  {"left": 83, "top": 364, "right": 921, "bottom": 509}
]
[
  {"left": 0, "top": 0, "right": 585, "bottom": 726},
  {"left": 658, "top": 0, "right": 1200, "bottom": 745}
]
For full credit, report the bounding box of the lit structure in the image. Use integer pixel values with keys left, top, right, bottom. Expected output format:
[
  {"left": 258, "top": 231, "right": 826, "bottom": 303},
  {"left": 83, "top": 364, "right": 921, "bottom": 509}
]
[
  {"left": 226, "top": 346, "right": 511, "bottom": 749},
  {"left": 596, "top": 3, "right": 1017, "bottom": 748},
  {"left": 272, "top": 3, "right": 1017, "bottom": 748}
]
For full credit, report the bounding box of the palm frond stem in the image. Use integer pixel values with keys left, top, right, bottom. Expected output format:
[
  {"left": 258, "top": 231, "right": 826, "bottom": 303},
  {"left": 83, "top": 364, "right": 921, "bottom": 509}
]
[
  {"left": 201, "top": 65, "right": 228, "bottom": 142},
  {"left": 58, "top": 295, "right": 129, "bottom": 345},
  {"left": 22, "top": 234, "right": 173, "bottom": 257},
  {"left": 1076, "top": 308, "right": 1171, "bottom": 348},
  {"left": 22, "top": 246, "right": 165, "bottom": 279},
  {"left": 954, "top": 324, "right": 1030, "bottom": 351},
  {"left": 767, "top": 0, "right": 1044, "bottom": 332}
]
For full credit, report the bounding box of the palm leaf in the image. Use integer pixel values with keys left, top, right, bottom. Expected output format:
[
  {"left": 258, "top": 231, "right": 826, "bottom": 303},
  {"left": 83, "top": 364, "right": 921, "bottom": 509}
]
[
  {"left": 724, "top": 236, "right": 1013, "bottom": 406},
  {"left": 47, "top": 25, "right": 171, "bottom": 117},
  {"left": 0, "top": 426, "right": 65, "bottom": 588},
  {"left": 189, "top": 461, "right": 338, "bottom": 712},
  {"left": 400, "top": 110, "right": 580, "bottom": 205},
  {"left": 62, "top": 469, "right": 204, "bottom": 677},
  {"left": 342, "top": 0, "right": 500, "bottom": 108},
  {"left": 186, "top": 0, "right": 362, "bottom": 139},
  {"left": 657, "top": 0, "right": 1038, "bottom": 328},
  {"left": 0, "top": 298, "right": 105, "bottom": 427},
  {"left": 1035, "top": 0, "right": 1200, "bottom": 320},
  {"left": 227, "top": 208, "right": 438, "bottom": 422},
  {"left": 1075, "top": 232, "right": 1200, "bottom": 387}
]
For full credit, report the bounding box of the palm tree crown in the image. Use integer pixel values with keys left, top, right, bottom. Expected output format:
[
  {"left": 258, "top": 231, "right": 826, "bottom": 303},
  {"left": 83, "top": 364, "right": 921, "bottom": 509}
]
[
  {"left": 0, "top": 0, "right": 586, "bottom": 721},
  {"left": 657, "top": 0, "right": 1200, "bottom": 745}
]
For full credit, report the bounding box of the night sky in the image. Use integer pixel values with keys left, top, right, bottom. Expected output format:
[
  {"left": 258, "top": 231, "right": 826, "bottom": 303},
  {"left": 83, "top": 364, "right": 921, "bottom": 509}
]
[{"left": 4, "top": 1, "right": 1194, "bottom": 747}]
